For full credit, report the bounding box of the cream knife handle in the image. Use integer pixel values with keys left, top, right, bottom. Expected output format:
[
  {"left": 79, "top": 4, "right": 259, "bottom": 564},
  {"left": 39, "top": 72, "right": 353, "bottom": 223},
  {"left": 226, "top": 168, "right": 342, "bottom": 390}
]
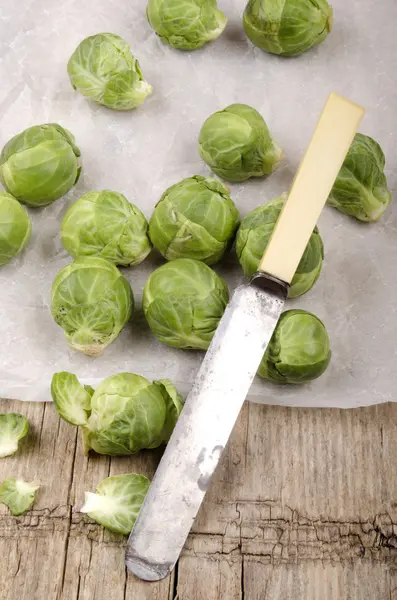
[{"left": 259, "top": 93, "right": 365, "bottom": 284}]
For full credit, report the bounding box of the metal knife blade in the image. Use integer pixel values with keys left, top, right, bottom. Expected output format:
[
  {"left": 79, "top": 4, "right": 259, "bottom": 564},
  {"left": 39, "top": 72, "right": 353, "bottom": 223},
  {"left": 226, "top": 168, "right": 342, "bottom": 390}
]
[{"left": 126, "top": 275, "right": 288, "bottom": 581}]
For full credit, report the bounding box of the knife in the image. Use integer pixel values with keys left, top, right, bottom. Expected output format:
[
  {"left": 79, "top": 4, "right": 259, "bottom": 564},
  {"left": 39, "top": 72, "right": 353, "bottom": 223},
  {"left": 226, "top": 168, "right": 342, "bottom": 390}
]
[{"left": 126, "top": 93, "right": 365, "bottom": 581}]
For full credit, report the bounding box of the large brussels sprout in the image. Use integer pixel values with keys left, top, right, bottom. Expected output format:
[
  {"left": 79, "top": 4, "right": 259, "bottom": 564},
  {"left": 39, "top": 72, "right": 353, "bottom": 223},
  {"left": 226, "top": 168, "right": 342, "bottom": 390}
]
[
  {"left": 199, "top": 104, "right": 282, "bottom": 183},
  {"left": 0, "top": 413, "right": 29, "bottom": 458},
  {"left": 81, "top": 473, "right": 150, "bottom": 535},
  {"left": 0, "top": 192, "right": 31, "bottom": 265},
  {"left": 51, "top": 371, "right": 184, "bottom": 455},
  {"left": 68, "top": 33, "right": 152, "bottom": 110},
  {"left": 51, "top": 257, "right": 133, "bottom": 356},
  {"left": 61, "top": 190, "right": 152, "bottom": 266},
  {"left": 146, "top": 0, "right": 227, "bottom": 50},
  {"left": 243, "top": 0, "right": 333, "bottom": 57},
  {"left": 327, "top": 133, "right": 391, "bottom": 222},
  {"left": 143, "top": 258, "right": 229, "bottom": 349},
  {"left": 258, "top": 309, "right": 331, "bottom": 384},
  {"left": 149, "top": 176, "right": 239, "bottom": 265},
  {"left": 0, "top": 479, "right": 40, "bottom": 516},
  {"left": 236, "top": 196, "right": 323, "bottom": 298},
  {"left": 0, "top": 124, "right": 81, "bottom": 207}
]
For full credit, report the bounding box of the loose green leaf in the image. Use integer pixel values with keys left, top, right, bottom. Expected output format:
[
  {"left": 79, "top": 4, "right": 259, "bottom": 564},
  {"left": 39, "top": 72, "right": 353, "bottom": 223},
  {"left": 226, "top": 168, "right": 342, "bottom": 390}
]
[
  {"left": 258, "top": 309, "right": 331, "bottom": 384},
  {"left": 199, "top": 104, "right": 282, "bottom": 183},
  {"left": 0, "top": 124, "right": 81, "bottom": 207},
  {"left": 68, "top": 33, "right": 152, "bottom": 110},
  {"left": 149, "top": 176, "right": 239, "bottom": 265},
  {"left": 81, "top": 473, "right": 150, "bottom": 534},
  {"left": 243, "top": 0, "right": 333, "bottom": 57},
  {"left": 0, "top": 413, "right": 29, "bottom": 458},
  {"left": 51, "top": 372, "right": 92, "bottom": 426},
  {"left": 236, "top": 195, "right": 324, "bottom": 298},
  {"left": 0, "top": 478, "right": 40, "bottom": 516}
]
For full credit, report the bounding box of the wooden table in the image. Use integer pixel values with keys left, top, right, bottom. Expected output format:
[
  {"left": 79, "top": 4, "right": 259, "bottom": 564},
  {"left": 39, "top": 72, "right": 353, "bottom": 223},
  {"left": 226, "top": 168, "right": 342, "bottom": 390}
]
[{"left": 1, "top": 398, "right": 397, "bottom": 599}]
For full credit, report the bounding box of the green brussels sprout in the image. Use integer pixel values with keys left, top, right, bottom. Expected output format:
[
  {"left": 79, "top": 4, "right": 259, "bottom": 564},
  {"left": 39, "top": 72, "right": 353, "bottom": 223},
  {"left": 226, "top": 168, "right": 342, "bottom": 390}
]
[
  {"left": 61, "top": 190, "right": 152, "bottom": 266},
  {"left": 236, "top": 196, "right": 324, "bottom": 298},
  {"left": 0, "top": 413, "right": 29, "bottom": 458},
  {"left": 149, "top": 176, "right": 239, "bottom": 265},
  {"left": 243, "top": 0, "right": 333, "bottom": 57},
  {"left": 146, "top": 0, "right": 227, "bottom": 50},
  {"left": 51, "top": 256, "right": 134, "bottom": 356},
  {"left": 258, "top": 309, "right": 331, "bottom": 384},
  {"left": 51, "top": 371, "right": 184, "bottom": 456},
  {"left": 0, "top": 192, "right": 31, "bottom": 265},
  {"left": 0, "top": 478, "right": 40, "bottom": 516},
  {"left": 67, "top": 33, "right": 152, "bottom": 110},
  {"left": 198, "top": 104, "right": 282, "bottom": 183},
  {"left": 143, "top": 258, "right": 229, "bottom": 349},
  {"left": 0, "top": 124, "right": 81, "bottom": 207},
  {"left": 327, "top": 133, "right": 392, "bottom": 223},
  {"left": 81, "top": 473, "right": 150, "bottom": 535}
]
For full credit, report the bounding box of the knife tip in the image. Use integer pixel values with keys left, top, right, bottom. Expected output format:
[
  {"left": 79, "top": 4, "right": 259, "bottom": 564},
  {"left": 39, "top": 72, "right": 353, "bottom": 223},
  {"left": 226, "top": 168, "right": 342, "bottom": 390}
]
[{"left": 125, "top": 551, "right": 173, "bottom": 582}]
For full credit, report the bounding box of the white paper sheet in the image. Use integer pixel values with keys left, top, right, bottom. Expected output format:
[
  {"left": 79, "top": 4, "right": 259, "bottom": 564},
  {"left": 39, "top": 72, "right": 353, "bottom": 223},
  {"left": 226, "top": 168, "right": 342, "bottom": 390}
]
[{"left": 0, "top": 0, "right": 396, "bottom": 407}]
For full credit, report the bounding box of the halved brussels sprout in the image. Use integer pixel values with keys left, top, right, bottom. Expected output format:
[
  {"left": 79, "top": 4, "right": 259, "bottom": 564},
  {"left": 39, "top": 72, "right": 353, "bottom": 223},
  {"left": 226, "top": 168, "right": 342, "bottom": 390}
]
[
  {"left": 0, "top": 124, "right": 81, "bottom": 207},
  {"left": 51, "top": 256, "right": 134, "bottom": 356},
  {"left": 149, "top": 176, "right": 239, "bottom": 265},
  {"left": 146, "top": 0, "right": 227, "bottom": 50},
  {"left": 68, "top": 33, "right": 152, "bottom": 110},
  {"left": 0, "top": 478, "right": 40, "bottom": 516},
  {"left": 51, "top": 371, "right": 183, "bottom": 455},
  {"left": 258, "top": 309, "right": 331, "bottom": 384},
  {"left": 236, "top": 195, "right": 324, "bottom": 298},
  {"left": 199, "top": 104, "right": 282, "bottom": 183},
  {"left": 143, "top": 258, "right": 229, "bottom": 349},
  {"left": 61, "top": 190, "right": 152, "bottom": 266},
  {"left": 0, "top": 192, "right": 31, "bottom": 265},
  {"left": 81, "top": 473, "right": 150, "bottom": 535},
  {"left": 0, "top": 413, "right": 29, "bottom": 457},
  {"left": 243, "top": 0, "right": 333, "bottom": 57},
  {"left": 327, "top": 133, "right": 392, "bottom": 222}
]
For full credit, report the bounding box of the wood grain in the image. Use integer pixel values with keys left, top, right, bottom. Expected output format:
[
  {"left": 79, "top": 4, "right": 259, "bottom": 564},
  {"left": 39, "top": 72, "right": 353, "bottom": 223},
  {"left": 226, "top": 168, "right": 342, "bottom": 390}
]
[{"left": 1, "top": 399, "right": 396, "bottom": 599}]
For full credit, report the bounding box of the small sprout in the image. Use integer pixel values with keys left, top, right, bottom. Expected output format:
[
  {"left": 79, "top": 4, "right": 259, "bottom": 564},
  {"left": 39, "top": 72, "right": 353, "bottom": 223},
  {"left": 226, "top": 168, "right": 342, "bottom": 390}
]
[
  {"left": 146, "top": 0, "right": 227, "bottom": 50},
  {"left": 0, "top": 124, "right": 81, "bottom": 207},
  {"left": 81, "top": 473, "right": 150, "bottom": 535},
  {"left": 258, "top": 309, "right": 331, "bottom": 384},
  {"left": 327, "top": 133, "right": 392, "bottom": 222},
  {"left": 243, "top": 0, "right": 333, "bottom": 57},
  {"left": 149, "top": 176, "right": 240, "bottom": 265},
  {"left": 0, "top": 413, "right": 29, "bottom": 458},
  {"left": 61, "top": 190, "right": 152, "bottom": 266},
  {"left": 68, "top": 33, "right": 152, "bottom": 110},
  {"left": 199, "top": 104, "right": 282, "bottom": 183},
  {"left": 0, "top": 193, "right": 31, "bottom": 266},
  {"left": 236, "top": 195, "right": 324, "bottom": 298},
  {"left": 51, "top": 372, "right": 184, "bottom": 456},
  {"left": 0, "top": 478, "right": 40, "bottom": 516},
  {"left": 143, "top": 258, "right": 229, "bottom": 349},
  {"left": 51, "top": 256, "right": 134, "bottom": 356}
]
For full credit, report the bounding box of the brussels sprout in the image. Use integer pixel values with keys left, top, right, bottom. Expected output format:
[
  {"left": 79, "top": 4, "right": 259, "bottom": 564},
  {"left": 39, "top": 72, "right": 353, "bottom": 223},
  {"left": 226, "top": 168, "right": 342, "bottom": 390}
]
[
  {"left": 0, "top": 478, "right": 40, "bottom": 516},
  {"left": 146, "top": 0, "right": 227, "bottom": 50},
  {"left": 199, "top": 104, "right": 282, "bottom": 183},
  {"left": 258, "top": 309, "right": 331, "bottom": 384},
  {"left": 0, "top": 124, "right": 81, "bottom": 207},
  {"left": 67, "top": 33, "right": 152, "bottom": 110},
  {"left": 149, "top": 176, "right": 239, "bottom": 265},
  {"left": 0, "top": 192, "right": 31, "bottom": 265},
  {"left": 143, "top": 258, "right": 228, "bottom": 349},
  {"left": 81, "top": 473, "right": 150, "bottom": 534},
  {"left": 327, "top": 134, "right": 392, "bottom": 223},
  {"left": 236, "top": 196, "right": 323, "bottom": 298},
  {"left": 243, "top": 0, "right": 333, "bottom": 57},
  {"left": 61, "top": 190, "right": 152, "bottom": 266},
  {"left": 51, "top": 257, "right": 133, "bottom": 356},
  {"left": 51, "top": 371, "right": 183, "bottom": 455},
  {"left": 0, "top": 413, "right": 29, "bottom": 458}
]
